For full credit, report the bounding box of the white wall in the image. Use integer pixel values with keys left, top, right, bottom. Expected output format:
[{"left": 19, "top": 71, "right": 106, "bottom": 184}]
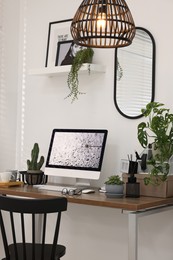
[
  {"left": 1, "top": 0, "right": 173, "bottom": 259},
  {"left": 0, "top": 0, "right": 20, "bottom": 171}
]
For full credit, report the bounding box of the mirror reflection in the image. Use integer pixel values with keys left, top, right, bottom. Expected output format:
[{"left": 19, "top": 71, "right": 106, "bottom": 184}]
[{"left": 114, "top": 27, "right": 156, "bottom": 119}]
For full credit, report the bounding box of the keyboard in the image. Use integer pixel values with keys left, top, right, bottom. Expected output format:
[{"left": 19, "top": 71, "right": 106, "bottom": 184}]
[{"left": 35, "top": 184, "right": 77, "bottom": 192}]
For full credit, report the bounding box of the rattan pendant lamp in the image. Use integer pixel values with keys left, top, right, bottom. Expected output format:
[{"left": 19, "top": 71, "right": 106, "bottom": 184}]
[{"left": 71, "top": 0, "right": 136, "bottom": 48}]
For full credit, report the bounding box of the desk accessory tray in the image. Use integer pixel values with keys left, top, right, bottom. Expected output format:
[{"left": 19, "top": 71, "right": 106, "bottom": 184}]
[{"left": 0, "top": 181, "right": 24, "bottom": 187}]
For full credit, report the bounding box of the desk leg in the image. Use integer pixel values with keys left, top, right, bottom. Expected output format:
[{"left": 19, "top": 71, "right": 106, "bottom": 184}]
[
  {"left": 128, "top": 213, "right": 138, "bottom": 260},
  {"left": 127, "top": 205, "right": 173, "bottom": 260}
]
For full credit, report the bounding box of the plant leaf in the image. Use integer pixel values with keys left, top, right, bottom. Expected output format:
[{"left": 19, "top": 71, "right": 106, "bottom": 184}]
[{"left": 137, "top": 122, "right": 148, "bottom": 148}]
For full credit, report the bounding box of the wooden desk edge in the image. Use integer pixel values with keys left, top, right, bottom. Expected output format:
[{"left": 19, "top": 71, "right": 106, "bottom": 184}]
[{"left": 0, "top": 185, "right": 173, "bottom": 212}]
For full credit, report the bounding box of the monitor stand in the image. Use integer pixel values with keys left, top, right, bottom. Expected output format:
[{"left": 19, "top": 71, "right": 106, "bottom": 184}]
[{"left": 76, "top": 178, "right": 91, "bottom": 187}]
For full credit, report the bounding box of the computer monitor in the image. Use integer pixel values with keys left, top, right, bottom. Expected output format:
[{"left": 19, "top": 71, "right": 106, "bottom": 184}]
[{"left": 45, "top": 129, "right": 108, "bottom": 186}]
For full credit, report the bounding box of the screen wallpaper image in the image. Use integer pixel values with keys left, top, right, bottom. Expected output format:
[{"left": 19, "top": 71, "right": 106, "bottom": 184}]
[{"left": 48, "top": 132, "right": 105, "bottom": 169}]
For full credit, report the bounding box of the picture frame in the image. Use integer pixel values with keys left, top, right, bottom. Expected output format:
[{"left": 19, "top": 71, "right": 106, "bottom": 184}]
[
  {"left": 45, "top": 19, "right": 72, "bottom": 67},
  {"left": 120, "top": 159, "right": 129, "bottom": 173},
  {"left": 55, "top": 40, "right": 73, "bottom": 66}
]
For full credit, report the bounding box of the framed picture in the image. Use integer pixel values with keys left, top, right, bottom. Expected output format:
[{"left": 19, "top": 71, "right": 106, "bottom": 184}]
[
  {"left": 120, "top": 159, "right": 129, "bottom": 173},
  {"left": 45, "top": 19, "right": 72, "bottom": 67},
  {"left": 55, "top": 40, "right": 73, "bottom": 66},
  {"left": 55, "top": 40, "right": 86, "bottom": 66}
]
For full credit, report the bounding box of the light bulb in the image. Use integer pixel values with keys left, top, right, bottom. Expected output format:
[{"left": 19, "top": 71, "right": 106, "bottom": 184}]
[{"left": 97, "top": 12, "right": 106, "bottom": 30}]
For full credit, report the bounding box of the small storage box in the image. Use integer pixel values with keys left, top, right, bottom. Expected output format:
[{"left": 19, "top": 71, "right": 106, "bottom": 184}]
[{"left": 122, "top": 173, "right": 173, "bottom": 198}]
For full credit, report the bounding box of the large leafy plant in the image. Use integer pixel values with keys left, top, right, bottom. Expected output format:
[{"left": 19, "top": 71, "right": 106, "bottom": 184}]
[
  {"left": 66, "top": 48, "right": 94, "bottom": 103},
  {"left": 137, "top": 102, "right": 173, "bottom": 185}
]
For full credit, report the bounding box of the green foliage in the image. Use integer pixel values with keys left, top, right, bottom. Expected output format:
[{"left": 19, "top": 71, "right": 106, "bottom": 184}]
[
  {"left": 27, "top": 143, "right": 44, "bottom": 171},
  {"left": 144, "top": 160, "right": 169, "bottom": 185},
  {"left": 137, "top": 102, "right": 173, "bottom": 185},
  {"left": 104, "top": 175, "right": 124, "bottom": 185},
  {"left": 66, "top": 48, "right": 94, "bottom": 103}
]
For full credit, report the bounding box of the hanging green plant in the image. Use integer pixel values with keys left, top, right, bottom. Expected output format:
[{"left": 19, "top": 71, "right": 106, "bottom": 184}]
[{"left": 66, "top": 47, "right": 94, "bottom": 103}]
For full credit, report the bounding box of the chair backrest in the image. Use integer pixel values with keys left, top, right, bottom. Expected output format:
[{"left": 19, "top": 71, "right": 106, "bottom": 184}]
[{"left": 0, "top": 196, "right": 67, "bottom": 260}]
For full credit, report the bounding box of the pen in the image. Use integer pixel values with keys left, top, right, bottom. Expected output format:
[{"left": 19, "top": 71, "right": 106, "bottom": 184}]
[{"left": 128, "top": 154, "right": 133, "bottom": 161}]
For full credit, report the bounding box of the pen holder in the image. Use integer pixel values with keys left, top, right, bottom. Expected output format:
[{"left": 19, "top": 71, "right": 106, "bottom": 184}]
[
  {"left": 126, "top": 175, "right": 140, "bottom": 198},
  {"left": 126, "top": 182, "right": 140, "bottom": 198},
  {"left": 128, "top": 161, "right": 138, "bottom": 174}
]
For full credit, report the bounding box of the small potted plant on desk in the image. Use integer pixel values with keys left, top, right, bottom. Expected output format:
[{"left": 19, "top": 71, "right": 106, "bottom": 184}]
[
  {"left": 104, "top": 175, "right": 124, "bottom": 198},
  {"left": 21, "top": 143, "right": 46, "bottom": 185}
]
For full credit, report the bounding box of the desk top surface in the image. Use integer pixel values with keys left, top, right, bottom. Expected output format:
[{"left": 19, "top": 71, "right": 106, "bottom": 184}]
[{"left": 0, "top": 184, "right": 173, "bottom": 211}]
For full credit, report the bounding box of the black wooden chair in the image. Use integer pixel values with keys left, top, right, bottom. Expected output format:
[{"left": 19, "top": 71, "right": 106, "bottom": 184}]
[{"left": 0, "top": 196, "right": 68, "bottom": 260}]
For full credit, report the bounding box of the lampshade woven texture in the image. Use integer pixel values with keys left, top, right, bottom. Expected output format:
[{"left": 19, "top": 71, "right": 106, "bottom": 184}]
[{"left": 71, "top": 0, "right": 136, "bottom": 48}]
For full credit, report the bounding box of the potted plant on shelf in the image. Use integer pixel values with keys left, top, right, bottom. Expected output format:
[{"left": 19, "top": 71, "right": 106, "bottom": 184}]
[
  {"left": 137, "top": 101, "right": 173, "bottom": 186},
  {"left": 66, "top": 47, "right": 94, "bottom": 103},
  {"left": 24, "top": 143, "right": 45, "bottom": 185},
  {"left": 104, "top": 175, "right": 124, "bottom": 197}
]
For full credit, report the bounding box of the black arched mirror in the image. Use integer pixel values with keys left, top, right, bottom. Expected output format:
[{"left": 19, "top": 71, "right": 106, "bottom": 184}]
[{"left": 114, "top": 27, "right": 156, "bottom": 119}]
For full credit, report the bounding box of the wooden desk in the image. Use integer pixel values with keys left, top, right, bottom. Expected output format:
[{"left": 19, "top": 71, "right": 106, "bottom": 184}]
[
  {"left": 0, "top": 184, "right": 173, "bottom": 260},
  {"left": 0, "top": 184, "right": 173, "bottom": 211}
]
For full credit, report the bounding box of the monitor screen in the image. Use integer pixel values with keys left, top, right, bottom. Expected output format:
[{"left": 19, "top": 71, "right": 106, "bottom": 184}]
[{"left": 45, "top": 129, "right": 108, "bottom": 181}]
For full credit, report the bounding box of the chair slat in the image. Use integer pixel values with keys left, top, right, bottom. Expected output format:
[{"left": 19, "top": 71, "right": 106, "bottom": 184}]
[
  {"left": 10, "top": 212, "right": 18, "bottom": 260},
  {"left": 0, "top": 211, "right": 10, "bottom": 259},
  {"left": 21, "top": 213, "right": 27, "bottom": 260},
  {"left": 51, "top": 212, "right": 61, "bottom": 260},
  {"left": 32, "top": 213, "right": 35, "bottom": 260},
  {"left": 41, "top": 213, "right": 47, "bottom": 260}
]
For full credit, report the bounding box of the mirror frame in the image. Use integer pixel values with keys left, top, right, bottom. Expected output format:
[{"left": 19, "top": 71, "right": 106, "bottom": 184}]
[{"left": 114, "top": 27, "right": 156, "bottom": 119}]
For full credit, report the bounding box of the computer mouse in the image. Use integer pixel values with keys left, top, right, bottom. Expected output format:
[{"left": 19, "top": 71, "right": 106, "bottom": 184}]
[{"left": 82, "top": 189, "right": 95, "bottom": 194}]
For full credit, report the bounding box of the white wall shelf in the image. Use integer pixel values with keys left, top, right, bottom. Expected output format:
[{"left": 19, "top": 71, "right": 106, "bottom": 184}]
[{"left": 28, "top": 63, "right": 106, "bottom": 77}]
